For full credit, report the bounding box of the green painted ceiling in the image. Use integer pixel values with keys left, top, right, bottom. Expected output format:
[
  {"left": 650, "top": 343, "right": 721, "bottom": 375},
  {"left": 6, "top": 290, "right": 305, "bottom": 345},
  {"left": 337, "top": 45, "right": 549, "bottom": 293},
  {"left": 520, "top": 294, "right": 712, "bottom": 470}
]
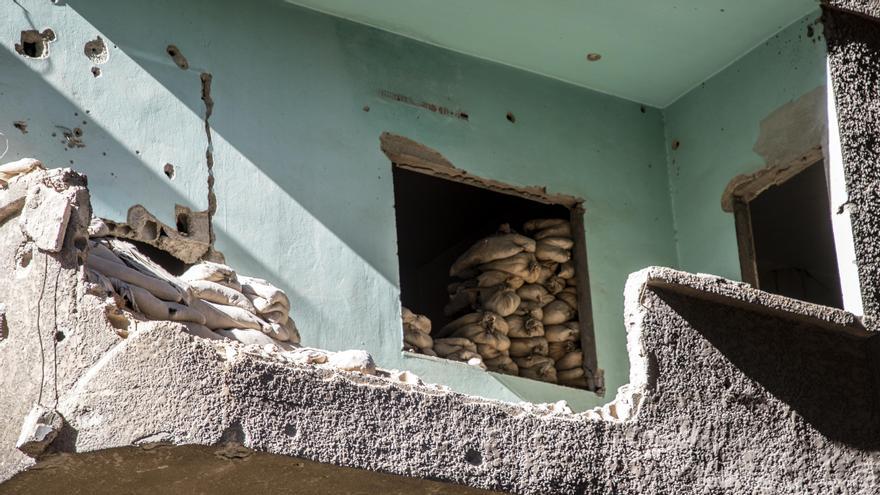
[{"left": 283, "top": 0, "right": 820, "bottom": 107}]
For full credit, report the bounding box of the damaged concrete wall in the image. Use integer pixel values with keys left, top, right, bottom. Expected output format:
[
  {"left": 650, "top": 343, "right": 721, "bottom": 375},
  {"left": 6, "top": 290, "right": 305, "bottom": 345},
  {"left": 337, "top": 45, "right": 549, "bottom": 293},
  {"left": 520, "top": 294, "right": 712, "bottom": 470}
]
[
  {"left": 823, "top": 4, "right": 880, "bottom": 328},
  {"left": 663, "top": 12, "right": 828, "bottom": 281},
  {"left": 0, "top": 0, "right": 677, "bottom": 409},
  {"left": 1, "top": 176, "right": 877, "bottom": 493}
]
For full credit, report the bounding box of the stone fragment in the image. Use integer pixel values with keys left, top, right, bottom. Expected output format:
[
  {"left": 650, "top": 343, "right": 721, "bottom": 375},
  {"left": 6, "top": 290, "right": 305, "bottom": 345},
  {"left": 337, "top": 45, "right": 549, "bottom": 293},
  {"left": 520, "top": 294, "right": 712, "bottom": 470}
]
[
  {"left": 16, "top": 404, "right": 63, "bottom": 457},
  {"left": 327, "top": 350, "right": 376, "bottom": 375},
  {"left": 19, "top": 184, "right": 72, "bottom": 252}
]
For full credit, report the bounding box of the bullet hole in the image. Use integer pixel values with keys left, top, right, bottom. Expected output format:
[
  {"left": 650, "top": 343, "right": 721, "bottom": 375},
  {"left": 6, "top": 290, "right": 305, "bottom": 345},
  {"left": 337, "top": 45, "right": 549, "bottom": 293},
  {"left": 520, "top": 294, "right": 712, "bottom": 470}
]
[
  {"left": 13, "top": 121, "right": 27, "bottom": 134},
  {"left": 464, "top": 448, "right": 483, "bottom": 466},
  {"left": 640, "top": 105, "right": 646, "bottom": 114},
  {"left": 807, "top": 25, "right": 815, "bottom": 38},
  {"left": 54, "top": 330, "right": 65, "bottom": 342},
  {"left": 166, "top": 45, "right": 189, "bottom": 70},
  {"left": 84, "top": 36, "right": 109, "bottom": 64},
  {"left": 73, "top": 127, "right": 83, "bottom": 137},
  {"left": 16, "top": 242, "right": 33, "bottom": 269},
  {"left": 15, "top": 29, "right": 55, "bottom": 59},
  {"left": 135, "top": 150, "right": 140, "bottom": 155},
  {"left": 506, "top": 112, "right": 516, "bottom": 123},
  {"left": 457, "top": 112, "right": 469, "bottom": 121},
  {"left": 362, "top": 105, "right": 370, "bottom": 112},
  {"left": 57, "top": 126, "right": 85, "bottom": 149},
  {"left": 91, "top": 66, "right": 102, "bottom": 78},
  {"left": 671, "top": 139, "right": 681, "bottom": 150},
  {"left": 586, "top": 53, "right": 602, "bottom": 62},
  {"left": 102, "top": 152, "right": 107, "bottom": 156},
  {"left": 163, "top": 163, "right": 175, "bottom": 179}
]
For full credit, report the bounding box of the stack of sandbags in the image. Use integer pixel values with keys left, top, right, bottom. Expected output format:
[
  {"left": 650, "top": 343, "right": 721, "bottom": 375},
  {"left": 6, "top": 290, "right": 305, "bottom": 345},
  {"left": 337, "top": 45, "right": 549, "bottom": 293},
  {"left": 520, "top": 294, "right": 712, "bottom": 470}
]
[
  {"left": 85, "top": 237, "right": 300, "bottom": 346},
  {"left": 443, "top": 219, "right": 587, "bottom": 387},
  {"left": 402, "top": 307, "right": 435, "bottom": 356},
  {"left": 436, "top": 311, "right": 509, "bottom": 372}
]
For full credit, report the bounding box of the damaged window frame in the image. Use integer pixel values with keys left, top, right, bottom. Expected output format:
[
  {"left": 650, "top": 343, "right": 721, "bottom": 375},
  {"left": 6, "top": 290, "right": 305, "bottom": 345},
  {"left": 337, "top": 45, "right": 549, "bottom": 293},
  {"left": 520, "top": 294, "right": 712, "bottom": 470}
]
[{"left": 381, "top": 133, "right": 604, "bottom": 394}]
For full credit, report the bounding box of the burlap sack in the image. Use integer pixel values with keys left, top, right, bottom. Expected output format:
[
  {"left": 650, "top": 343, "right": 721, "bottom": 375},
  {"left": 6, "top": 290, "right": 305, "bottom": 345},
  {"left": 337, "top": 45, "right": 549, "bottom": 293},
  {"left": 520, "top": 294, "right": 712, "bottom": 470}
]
[
  {"left": 484, "top": 355, "right": 519, "bottom": 375},
  {"left": 182, "top": 261, "right": 241, "bottom": 291},
  {"left": 542, "top": 300, "right": 576, "bottom": 325},
  {"left": 545, "top": 322, "right": 579, "bottom": 343},
  {"left": 535, "top": 262, "right": 558, "bottom": 284},
  {"left": 505, "top": 315, "right": 545, "bottom": 338},
  {"left": 240, "top": 275, "right": 290, "bottom": 310},
  {"left": 450, "top": 233, "right": 536, "bottom": 278},
  {"left": 188, "top": 280, "right": 257, "bottom": 313},
  {"left": 556, "top": 351, "right": 584, "bottom": 370},
  {"left": 513, "top": 355, "right": 555, "bottom": 369},
  {"left": 559, "top": 376, "right": 589, "bottom": 388},
  {"left": 87, "top": 255, "right": 182, "bottom": 302},
  {"left": 480, "top": 287, "right": 521, "bottom": 317},
  {"left": 110, "top": 277, "right": 170, "bottom": 320},
  {"left": 516, "top": 284, "right": 553, "bottom": 304},
  {"left": 191, "top": 298, "right": 263, "bottom": 331},
  {"left": 479, "top": 253, "right": 540, "bottom": 283},
  {"left": 444, "top": 287, "right": 479, "bottom": 316},
  {"left": 401, "top": 307, "right": 431, "bottom": 335},
  {"left": 533, "top": 223, "right": 572, "bottom": 240},
  {"left": 509, "top": 337, "right": 549, "bottom": 357},
  {"left": 405, "top": 329, "right": 433, "bottom": 349},
  {"left": 477, "top": 344, "right": 504, "bottom": 359},
  {"left": 557, "top": 367, "right": 585, "bottom": 381},
  {"left": 556, "top": 289, "right": 578, "bottom": 310},
  {"left": 539, "top": 237, "right": 574, "bottom": 250},
  {"left": 434, "top": 337, "right": 477, "bottom": 355},
  {"left": 548, "top": 340, "right": 578, "bottom": 361},
  {"left": 535, "top": 242, "right": 571, "bottom": 263},
  {"left": 543, "top": 276, "right": 566, "bottom": 295},
  {"left": 167, "top": 301, "right": 207, "bottom": 325},
  {"left": 558, "top": 261, "right": 575, "bottom": 279},
  {"left": 519, "top": 363, "right": 557, "bottom": 383},
  {"left": 524, "top": 218, "right": 566, "bottom": 232},
  {"left": 476, "top": 271, "right": 524, "bottom": 289}
]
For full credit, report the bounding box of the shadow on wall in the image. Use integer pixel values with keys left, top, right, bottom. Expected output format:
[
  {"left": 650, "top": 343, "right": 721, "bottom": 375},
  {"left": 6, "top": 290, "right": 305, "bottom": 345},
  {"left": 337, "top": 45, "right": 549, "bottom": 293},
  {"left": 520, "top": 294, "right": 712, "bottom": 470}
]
[
  {"left": 66, "top": 0, "right": 409, "bottom": 284},
  {"left": 656, "top": 290, "right": 880, "bottom": 451},
  {"left": 0, "top": 45, "right": 328, "bottom": 344}
]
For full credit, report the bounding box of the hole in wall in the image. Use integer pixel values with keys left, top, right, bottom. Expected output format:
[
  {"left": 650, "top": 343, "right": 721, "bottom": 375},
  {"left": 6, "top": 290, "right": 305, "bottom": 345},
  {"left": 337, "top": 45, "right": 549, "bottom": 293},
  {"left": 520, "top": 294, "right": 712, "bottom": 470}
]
[
  {"left": 83, "top": 36, "right": 109, "bottom": 64},
  {"left": 506, "top": 112, "right": 516, "bottom": 123},
  {"left": 163, "top": 163, "right": 175, "bottom": 179},
  {"left": 15, "top": 29, "right": 55, "bottom": 59},
  {"left": 166, "top": 45, "right": 189, "bottom": 70},
  {"left": 464, "top": 448, "right": 483, "bottom": 466},
  {"left": 91, "top": 66, "right": 102, "bottom": 78},
  {"left": 176, "top": 213, "right": 190, "bottom": 235},
  {"left": 54, "top": 330, "right": 65, "bottom": 342},
  {"left": 13, "top": 121, "right": 27, "bottom": 134},
  {"left": 586, "top": 53, "right": 602, "bottom": 62},
  {"left": 671, "top": 139, "right": 681, "bottom": 150}
]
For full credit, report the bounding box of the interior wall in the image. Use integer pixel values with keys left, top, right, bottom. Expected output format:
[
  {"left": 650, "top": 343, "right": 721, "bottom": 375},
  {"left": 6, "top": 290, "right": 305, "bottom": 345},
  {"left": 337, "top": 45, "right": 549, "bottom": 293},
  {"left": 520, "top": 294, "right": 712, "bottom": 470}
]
[
  {"left": 0, "top": 0, "right": 676, "bottom": 410},
  {"left": 663, "top": 11, "right": 829, "bottom": 281}
]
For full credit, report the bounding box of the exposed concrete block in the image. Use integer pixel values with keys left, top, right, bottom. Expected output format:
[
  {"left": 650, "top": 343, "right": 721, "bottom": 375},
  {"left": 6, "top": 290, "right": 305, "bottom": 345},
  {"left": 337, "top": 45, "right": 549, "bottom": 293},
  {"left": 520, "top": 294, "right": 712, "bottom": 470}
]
[
  {"left": 15, "top": 405, "right": 62, "bottom": 458},
  {"left": 19, "top": 184, "right": 72, "bottom": 253}
]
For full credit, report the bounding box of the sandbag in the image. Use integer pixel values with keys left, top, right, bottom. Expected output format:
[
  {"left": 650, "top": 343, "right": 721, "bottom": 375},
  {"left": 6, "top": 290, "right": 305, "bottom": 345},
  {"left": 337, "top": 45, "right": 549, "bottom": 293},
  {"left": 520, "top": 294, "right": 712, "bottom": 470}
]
[
  {"left": 444, "top": 287, "right": 479, "bottom": 316},
  {"left": 508, "top": 337, "right": 549, "bottom": 357},
  {"left": 543, "top": 300, "right": 576, "bottom": 325},
  {"left": 452, "top": 324, "right": 509, "bottom": 350},
  {"left": 556, "top": 290, "right": 578, "bottom": 310},
  {"left": 558, "top": 367, "right": 585, "bottom": 381},
  {"left": 524, "top": 218, "right": 566, "bottom": 232},
  {"left": 421, "top": 348, "right": 438, "bottom": 357},
  {"left": 266, "top": 322, "right": 291, "bottom": 342},
  {"left": 87, "top": 255, "right": 182, "bottom": 302},
  {"left": 558, "top": 261, "right": 575, "bottom": 279},
  {"left": 216, "top": 328, "right": 276, "bottom": 346},
  {"left": 240, "top": 275, "right": 290, "bottom": 309},
  {"left": 556, "top": 351, "right": 584, "bottom": 370},
  {"left": 191, "top": 298, "right": 262, "bottom": 331},
  {"left": 110, "top": 277, "right": 170, "bottom": 320},
  {"left": 434, "top": 337, "right": 477, "bottom": 353},
  {"left": 479, "top": 287, "right": 520, "bottom": 317},
  {"left": 516, "top": 284, "right": 552, "bottom": 304},
  {"left": 548, "top": 340, "right": 578, "bottom": 361},
  {"left": 260, "top": 310, "right": 288, "bottom": 325},
  {"left": 479, "top": 253, "right": 540, "bottom": 282},
  {"left": 404, "top": 329, "right": 433, "bottom": 349},
  {"left": 533, "top": 223, "right": 572, "bottom": 240},
  {"left": 439, "top": 312, "right": 484, "bottom": 337},
  {"left": 401, "top": 307, "right": 431, "bottom": 334},
  {"left": 450, "top": 233, "right": 536, "bottom": 277},
  {"left": 566, "top": 277, "right": 577, "bottom": 287},
  {"left": 559, "top": 376, "right": 589, "bottom": 388},
  {"left": 535, "top": 242, "right": 571, "bottom": 263},
  {"left": 0, "top": 158, "right": 43, "bottom": 182},
  {"left": 513, "top": 355, "right": 555, "bottom": 369},
  {"left": 518, "top": 299, "right": 547, "bottom": 313},
  {"left": 519, "top": 363, "right": 557, "bottom": 383},
  {"left": 505, "top": 316, "right": 544, "bottom": 338},
  {"left": 535, "top": 262, "right": 558, "bottom": 284},
  {"left": 476, "top": 271, "right": 523, "bottom": 289},
  {"left": 484, "top": 355, "right": 518, "bottom": 375},
  {"left": 182, "top": 261, "right": 241, "bottom": 291},
  {"left": 543, "top": 276, "right": 566, "bottom": 295},
  {"left": 89, "top": 242, "right": 125, "bottom": 265},
  {"left": 282, "top": 318, "right": 301, "bottom": 345},
  {"left": 545, "top": 323, "right": 579, "bottom": 343},
  {"left": 188, "top": 280, "right": 257, "bottom": 313},
  {"left": 540, "top": 237, "right": 574, "bottom": 250},
  {"left": 167, "top": 301, "right": 207, "bottom": 325},
  {"left": 477, "top": 344, "right": 503, "bottom": 359}
]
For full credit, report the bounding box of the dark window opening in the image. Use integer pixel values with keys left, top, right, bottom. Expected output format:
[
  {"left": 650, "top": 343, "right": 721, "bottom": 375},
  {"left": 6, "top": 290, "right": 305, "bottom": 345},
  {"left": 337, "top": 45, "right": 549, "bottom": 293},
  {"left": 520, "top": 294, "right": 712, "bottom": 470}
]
[
  {"left": 734, "top": 161, "right": 843, "bottom": 308},
  {"left": 392, "top": 165, "right": 600, "bottom": 392}
]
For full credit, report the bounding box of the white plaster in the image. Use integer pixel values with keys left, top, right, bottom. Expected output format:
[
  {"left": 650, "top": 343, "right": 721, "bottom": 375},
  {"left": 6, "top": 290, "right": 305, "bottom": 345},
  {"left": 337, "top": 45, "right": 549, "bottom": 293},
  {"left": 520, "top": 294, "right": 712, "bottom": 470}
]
[{"left": 825, "top": 64, "right": 864, "bottom": 316}]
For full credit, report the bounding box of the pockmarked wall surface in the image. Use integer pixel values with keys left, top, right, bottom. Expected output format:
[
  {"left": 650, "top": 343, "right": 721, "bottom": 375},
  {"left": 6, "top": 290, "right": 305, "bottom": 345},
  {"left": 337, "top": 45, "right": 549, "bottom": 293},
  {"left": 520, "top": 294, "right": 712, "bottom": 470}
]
[
  {"left": 663, "top": 12, "right": 828, "bottom": 280},
  {"left": 0, "top": 0, "right": 677, "bottom": 409}
]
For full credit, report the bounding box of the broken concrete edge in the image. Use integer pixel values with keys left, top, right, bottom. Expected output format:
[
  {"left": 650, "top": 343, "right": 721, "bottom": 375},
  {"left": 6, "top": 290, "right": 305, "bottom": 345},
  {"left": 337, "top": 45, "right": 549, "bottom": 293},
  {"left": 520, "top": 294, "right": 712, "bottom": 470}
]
[
  {"left": 720, "top": 146, "right": 824, "bottom": 212},
  {"left": 823, "top": 0, "right": 880, "bottom": 22},
  {"left": 379, "top": 132, "right": 583, "bottom": 209}
]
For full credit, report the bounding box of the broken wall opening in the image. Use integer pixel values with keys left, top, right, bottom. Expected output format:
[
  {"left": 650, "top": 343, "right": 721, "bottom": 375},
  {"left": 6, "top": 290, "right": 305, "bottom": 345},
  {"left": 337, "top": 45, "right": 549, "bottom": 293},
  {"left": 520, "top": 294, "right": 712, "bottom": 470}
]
[
  {"left": 733, "top": 160, "right": 843, "bottom": 308},
  {"left": 392, "top": 164, "right": 600, "bottom": 392}
]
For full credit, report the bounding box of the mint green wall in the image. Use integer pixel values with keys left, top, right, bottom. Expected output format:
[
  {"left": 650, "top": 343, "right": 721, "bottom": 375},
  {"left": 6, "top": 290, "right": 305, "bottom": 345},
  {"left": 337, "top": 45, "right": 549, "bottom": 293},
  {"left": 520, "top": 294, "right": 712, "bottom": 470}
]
[
  {"left": 1, "top": 0, "right": 677, "bottom": 410},
  {"left": 663, "top": 12, "right": 828, "bottom": 280}
]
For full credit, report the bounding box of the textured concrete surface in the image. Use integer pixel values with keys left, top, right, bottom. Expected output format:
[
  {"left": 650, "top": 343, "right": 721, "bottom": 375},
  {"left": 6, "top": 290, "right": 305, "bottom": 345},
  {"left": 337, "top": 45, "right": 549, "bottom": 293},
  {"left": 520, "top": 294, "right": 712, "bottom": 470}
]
[
  {"left": 3, "top": 171, "right": 880, "bottom": 493},
  {"left": 823, "top": 5, "right": 880, "bottom": 328}
]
